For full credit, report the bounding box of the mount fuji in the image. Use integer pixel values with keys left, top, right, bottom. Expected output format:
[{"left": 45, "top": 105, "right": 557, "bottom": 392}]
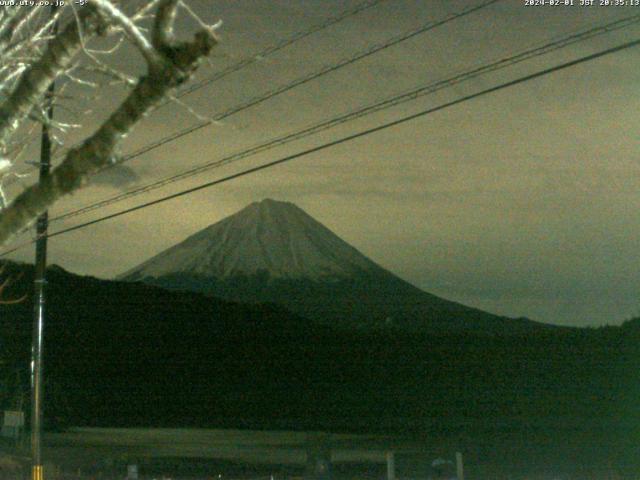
[{"left": 120, "top": 199, "right": 546, "bottom": 333}]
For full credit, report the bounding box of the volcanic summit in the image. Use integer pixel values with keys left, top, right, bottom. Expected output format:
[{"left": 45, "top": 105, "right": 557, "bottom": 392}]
[{"left": 120, "top": 199, "right": 546, "bottom": 333}]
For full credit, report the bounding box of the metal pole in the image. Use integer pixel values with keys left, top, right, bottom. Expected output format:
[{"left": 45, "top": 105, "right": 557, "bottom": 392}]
[
  {"left": 31, "top": 7, "right": 57, "bottom": 480},
  {"left": 455, "top": 452, "right": 464, "bottom": 480},
  {"left": 386, "top": 451, "right": 396, "bottom": 480}
]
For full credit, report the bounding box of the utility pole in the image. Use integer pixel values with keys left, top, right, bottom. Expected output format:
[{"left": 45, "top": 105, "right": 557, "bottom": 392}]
[
  {"left": 31, "top": 6, "right": 58, "bottom": 480},
  {"left": 386, "top": 451, "right": 396, "bottom": 480},
  {"left": 455, "top": 452, "right": 464, "bottom": 480}
]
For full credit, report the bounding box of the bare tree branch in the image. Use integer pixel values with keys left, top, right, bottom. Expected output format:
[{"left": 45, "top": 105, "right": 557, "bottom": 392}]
[
  {"left": 0, "top": 8, "right": 35, "bottom": 52},
  {"left": 0, "top": 7, "right": 107, "bottom": 155},
  {"left": 0, "top": 2, "right": 219, "bottom": 246},
  {"left": 152, "top": 0, "right": 179, "bottom": 48},
  {"left": 0, "top": 266, "right": 26, "bottom": 304},
  {"left": 89, "top": 0, "right": 164, "bottom": 67}
]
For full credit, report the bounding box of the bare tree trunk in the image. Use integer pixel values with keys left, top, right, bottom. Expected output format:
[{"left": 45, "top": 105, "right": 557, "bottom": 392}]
[{"left": 0, "top": 0, "right": 219, "bottom": 247}]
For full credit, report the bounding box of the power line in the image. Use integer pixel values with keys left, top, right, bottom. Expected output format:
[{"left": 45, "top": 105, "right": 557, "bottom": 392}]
[
  {"left": 3, "top": 0, "right": 386, "bottom": 183},
  {"left": 101, "top": 0, "right": 502, "bottom": 163},
  {"left": 0, "top": 0, "right": 500, "bottom": 243},
  {"left": 174, "top": 0, "right": 387, "bottom": 100},
  {"left": 2, "top": 35, "right": 637, "bottom": 257},
  {"left": 36, "top": 0, "right": 498, "bottom": 174},
  {"left": 10, "top": 0, "right": 500, "bottom": 211},
  {"left": 50, "top": 12, "right": 640, "bottom": 223}
]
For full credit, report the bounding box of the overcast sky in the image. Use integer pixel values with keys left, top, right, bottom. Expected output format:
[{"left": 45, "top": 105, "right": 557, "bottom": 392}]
[{"left": 5, "top": 0, "right": 640, "bottom": 327}]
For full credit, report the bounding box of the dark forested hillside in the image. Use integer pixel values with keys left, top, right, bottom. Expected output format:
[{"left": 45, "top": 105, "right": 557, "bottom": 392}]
[{"left": 0, "top": 261, "right": 638, "bottom": 473}]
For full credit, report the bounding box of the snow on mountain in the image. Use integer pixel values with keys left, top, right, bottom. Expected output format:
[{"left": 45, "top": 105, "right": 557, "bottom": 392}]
[
  {"left": 120, "top": 199, "right": 549, "bottom": 333},
  {"left": 120, "top": 199, "right": 383, "bottom": 281}
]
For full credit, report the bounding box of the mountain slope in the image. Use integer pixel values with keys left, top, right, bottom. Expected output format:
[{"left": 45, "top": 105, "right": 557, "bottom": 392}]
[
  {"left": 120, "top": 199, "right": 548, "bottom": 334},
  {"left": 0, "top": 262, "right": 626, "bottom": 439},
  {"left": 121, "top": 198, "right": 384, "bottom": 280},
  {"left": 0, "top": 263, "right": 633, "bottom": 477}
]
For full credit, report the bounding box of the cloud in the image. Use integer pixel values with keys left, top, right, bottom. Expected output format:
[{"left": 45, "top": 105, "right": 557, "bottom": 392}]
[{"left": 90, "top": 165, "right": 141, "bottom": 190}]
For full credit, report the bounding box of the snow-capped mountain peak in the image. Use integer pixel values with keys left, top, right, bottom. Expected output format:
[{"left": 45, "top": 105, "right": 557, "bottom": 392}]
[
  {"left": 120, "top": 199, "right": 381, "bottom": 281},
  {"left": 120, "top": 199, "right": 548, "bottom": 334}
]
